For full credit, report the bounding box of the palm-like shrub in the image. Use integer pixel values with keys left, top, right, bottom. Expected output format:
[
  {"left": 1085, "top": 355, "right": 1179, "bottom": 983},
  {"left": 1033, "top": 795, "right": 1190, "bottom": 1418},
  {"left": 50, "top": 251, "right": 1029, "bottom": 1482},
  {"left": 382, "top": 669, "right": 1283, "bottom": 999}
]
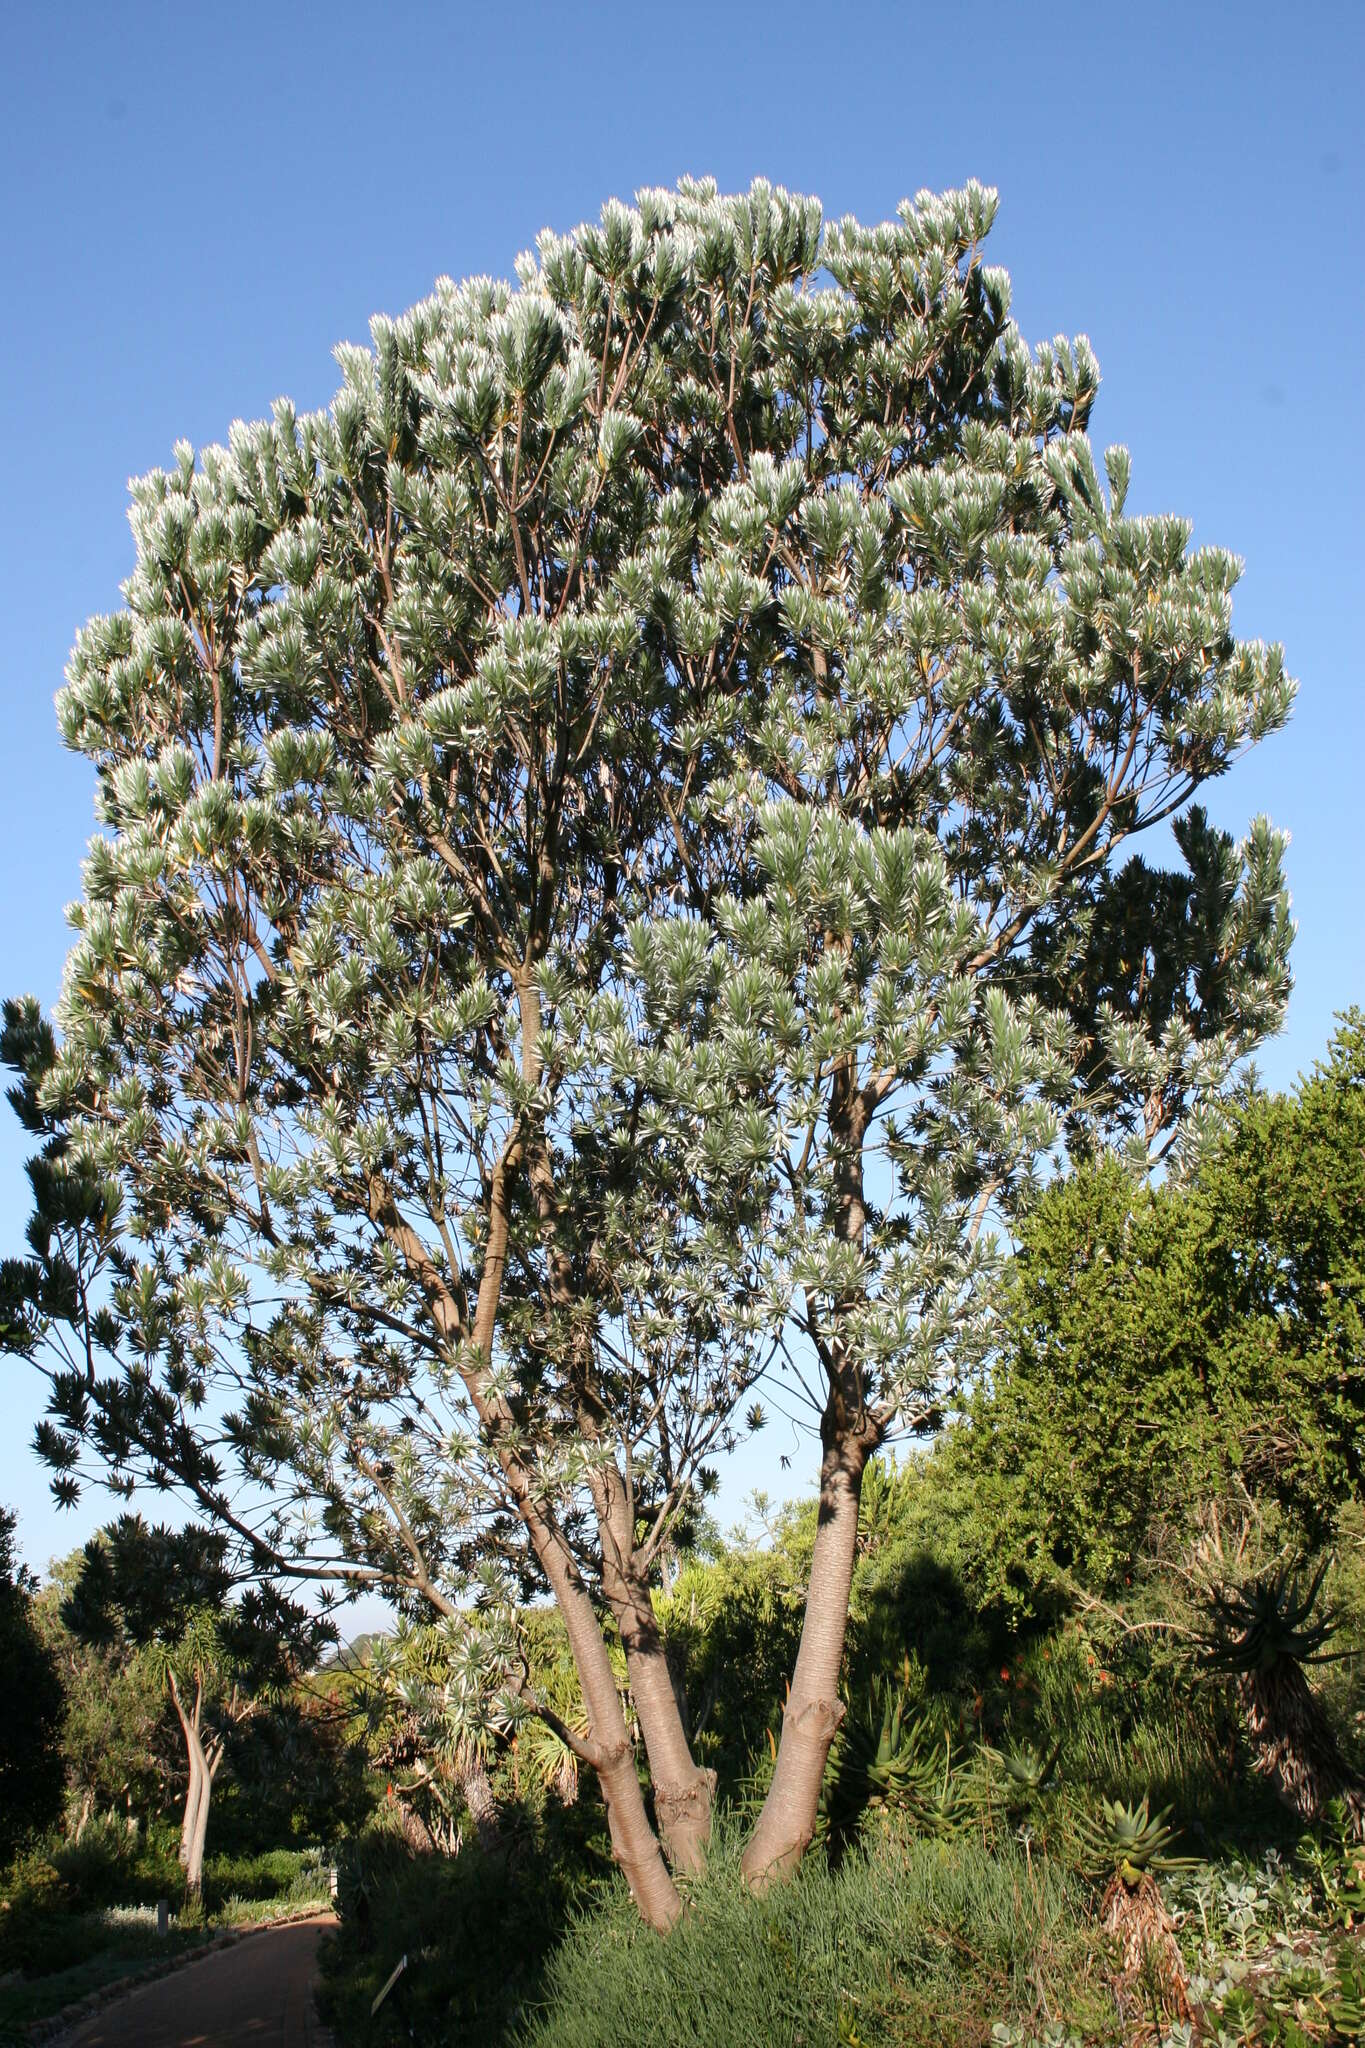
[
  {"left": 1080, "top": 1794, "right": 1192, "bottom": 2024},
  {"left": 1201, "top": 1557, "right": 1364, "bottom": 1835}
]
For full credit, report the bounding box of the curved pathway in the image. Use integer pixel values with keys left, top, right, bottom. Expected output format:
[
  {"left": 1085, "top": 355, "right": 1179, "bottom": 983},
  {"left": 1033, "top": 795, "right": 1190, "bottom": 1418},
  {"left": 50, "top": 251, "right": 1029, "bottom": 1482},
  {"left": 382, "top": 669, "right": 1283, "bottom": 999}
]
[{"left": 63, "top": 1913, "right": 336, "bottom": 2048}]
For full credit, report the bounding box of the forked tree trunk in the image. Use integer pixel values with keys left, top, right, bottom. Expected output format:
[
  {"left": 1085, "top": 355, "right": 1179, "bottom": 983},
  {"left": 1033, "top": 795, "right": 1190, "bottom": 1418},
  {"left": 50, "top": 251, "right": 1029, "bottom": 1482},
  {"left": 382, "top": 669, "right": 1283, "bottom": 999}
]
[
  {"left": 178, "top": 1741, "right": 203, "bottom": 1872},
  {"left": 184, "top": 1737, "right": 222, "bottom": 1899},
  {"left": 514, "top": 974, "right": 711, "bottom": 1884},
  {"left": 373, "top": 998, "right": 683, "bottom": 1931},
  {"left": 742, "top": 1406, "right": 875, "bottom": 1886},
  {"left": 622, "top": 1614, "right": 715, "bottom": 1875},
  {"left": 170, "top": 1670, "right": 205, "bottom": 1877},
  {"left": 508, "top": 1473, "right": 682, "bottom": 1929},
  {"left": 169, "top": 1667, "right": 224, "bottom": 1900}
]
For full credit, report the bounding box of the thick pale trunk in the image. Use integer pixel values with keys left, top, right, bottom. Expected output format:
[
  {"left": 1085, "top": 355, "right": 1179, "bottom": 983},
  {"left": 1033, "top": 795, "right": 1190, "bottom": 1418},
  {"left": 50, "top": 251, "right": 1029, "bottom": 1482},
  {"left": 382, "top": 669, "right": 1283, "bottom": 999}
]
[
  {"left": 550, "top": 1588, "right": 682, "bottom": 1929},
  {"left": 178, "top": 1748, "right": 203, "bottom": 1873},
  {"left": 624, "top": 1624, "right": 715, "bottom": 1875},
  {"left": 185, "top": 1772, "right": 209, "bottom": 1898},
  {"left": 597, "top": 1741, "right": 684, "bottom": 1929},
  {"left": 742, "top": 1065, "right": 877, "bottom": 1889},
  {"left": 741, "top": 1415, "right": 872, "bottom": 1889},
  {"left": 185, "top": 1740, "right": 223, "bottom": 1899},
  {"left": 170, "top": 1670, "right": 221, "bottom": 1900},
  {"left": 171, "top": 1677, "right": 204, "bottom": 1877}
]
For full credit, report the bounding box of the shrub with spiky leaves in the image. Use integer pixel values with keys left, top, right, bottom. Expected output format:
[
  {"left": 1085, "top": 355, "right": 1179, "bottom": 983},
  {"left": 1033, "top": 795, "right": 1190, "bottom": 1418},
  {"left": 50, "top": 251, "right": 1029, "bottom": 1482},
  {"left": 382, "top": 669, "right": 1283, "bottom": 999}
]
[
  {"left": 985, "top": 1735, "right": 1064, "bottom": 1812},
  {"left": 1081, "top": 1795, "right": 1193, "bottom": 2025},
  {"left": 819, "top": 1670, "right": 971, "bottom": 1844},
  {"left": 1079, "top": 1794, "right": 1185, "bottom": 1887},
  {"left": 1202, "top": 1559, "right": 1365, "bottom": 1834},
  {"left": 3, "top": 174, "right": 1293, "bottom": 1923},
  {"left": 357, "top": 1615, "right": 524, "bottom": 1855}
]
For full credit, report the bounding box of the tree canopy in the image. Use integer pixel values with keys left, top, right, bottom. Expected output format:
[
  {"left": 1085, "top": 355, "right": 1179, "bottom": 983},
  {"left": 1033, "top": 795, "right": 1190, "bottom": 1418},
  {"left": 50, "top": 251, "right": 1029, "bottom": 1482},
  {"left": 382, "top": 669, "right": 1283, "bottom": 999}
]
[
  {"left": 3, "top": 176, "right": 1293, "bottom": 1922},
  {"left": 944, "top": 1012, "right": 1365, "bottom": 1612}
]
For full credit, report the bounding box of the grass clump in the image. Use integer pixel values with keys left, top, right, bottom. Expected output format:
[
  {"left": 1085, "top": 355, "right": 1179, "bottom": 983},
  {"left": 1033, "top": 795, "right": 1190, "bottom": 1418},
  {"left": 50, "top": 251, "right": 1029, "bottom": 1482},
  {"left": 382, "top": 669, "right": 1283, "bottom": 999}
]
[{"left": 515, "top": 1821, "right": 1093, "bottom": 2048}]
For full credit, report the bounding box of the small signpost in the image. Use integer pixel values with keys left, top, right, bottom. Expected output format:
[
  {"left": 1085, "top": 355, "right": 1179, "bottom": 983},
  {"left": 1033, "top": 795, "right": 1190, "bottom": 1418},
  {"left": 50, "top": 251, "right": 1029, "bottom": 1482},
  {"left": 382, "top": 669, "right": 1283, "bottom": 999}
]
[
  {"left": 156, "top": 1899, "right": 169, "bottom": 1937},
  {"left": 371, "top": 1953, "right": 408, "bottom": 2017}
]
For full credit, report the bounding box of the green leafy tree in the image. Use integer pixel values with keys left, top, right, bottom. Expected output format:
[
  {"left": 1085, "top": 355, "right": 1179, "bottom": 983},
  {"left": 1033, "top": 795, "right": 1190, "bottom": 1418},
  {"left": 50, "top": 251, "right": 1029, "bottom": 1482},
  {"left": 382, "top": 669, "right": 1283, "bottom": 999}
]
[
  {"left": 1190, "top": 1011, "right": 1365, "bottom": 1522},
  {"left": 358, "top": 1618, "right": 508, "bottom": 1855},
  {"left": 950, "top": 1013, "right": 1365, "bottom": 1614},
  {"left": 3, "top": 177, "right": 1291, "bottom": 1921},
  {"left": 0, "top": 1509, "right": 64, "bottom": 1862},
  {"left": 61, "top": 1518, "right": 327, "bottom": 1896},
  {"left": 32, "top": 1549, "right": 169, "bottom": 1838},
  {"left": 353, "top": 1609, "right": 594, "bottom": 1856}
]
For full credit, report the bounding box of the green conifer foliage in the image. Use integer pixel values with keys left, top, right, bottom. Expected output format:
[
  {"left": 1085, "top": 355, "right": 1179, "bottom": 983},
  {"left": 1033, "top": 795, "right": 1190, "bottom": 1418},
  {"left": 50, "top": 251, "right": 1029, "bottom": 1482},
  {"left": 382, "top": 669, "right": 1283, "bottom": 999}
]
[{"left": 3, "top": 178, "right": 1292, "bottom": 1916}]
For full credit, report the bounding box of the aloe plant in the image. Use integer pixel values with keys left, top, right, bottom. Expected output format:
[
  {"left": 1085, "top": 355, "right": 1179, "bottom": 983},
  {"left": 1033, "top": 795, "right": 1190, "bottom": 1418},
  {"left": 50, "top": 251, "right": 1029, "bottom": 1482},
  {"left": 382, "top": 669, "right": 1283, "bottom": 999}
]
[
  {"left": 1079, "top": 1794, "right": 1187, "bottom": 1887},
  {"left": 819, "top": 1676, "right": 965, "bottom": 1839},
  {"left": 986, "top": 1735, "right": 1063, "bottom": 1806},
  {"left": 1201, "top": 1558, "right": 1364, "bottom": 1834},
  {"left": 1082, "top": 1793, "right": 1194, "bottom": 2024},
  {"left": 1202, "top": 1557, "right": 1339, "bottom": 1676}
]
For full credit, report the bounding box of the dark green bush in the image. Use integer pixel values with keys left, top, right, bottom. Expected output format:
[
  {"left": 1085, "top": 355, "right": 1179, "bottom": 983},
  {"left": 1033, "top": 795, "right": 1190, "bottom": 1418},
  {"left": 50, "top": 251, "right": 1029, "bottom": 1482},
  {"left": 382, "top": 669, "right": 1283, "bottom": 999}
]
[
  {"left": 0, "top": 1858, "right": 73, "bottom": 1974},
  {"left": 44, "top": 1818, "right": 182, "bottom": 1909},
  {"left": 318, "top": 1794, "right": 615, "bottom": 2046}
]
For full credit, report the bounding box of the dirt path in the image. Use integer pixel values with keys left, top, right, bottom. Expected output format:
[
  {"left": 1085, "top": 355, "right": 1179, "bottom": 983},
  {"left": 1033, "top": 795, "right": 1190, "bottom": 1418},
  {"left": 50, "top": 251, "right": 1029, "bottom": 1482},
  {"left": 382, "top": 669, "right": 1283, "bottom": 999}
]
[{"left": 62, "top": 1913, "right": 337, "bottom": 2048}]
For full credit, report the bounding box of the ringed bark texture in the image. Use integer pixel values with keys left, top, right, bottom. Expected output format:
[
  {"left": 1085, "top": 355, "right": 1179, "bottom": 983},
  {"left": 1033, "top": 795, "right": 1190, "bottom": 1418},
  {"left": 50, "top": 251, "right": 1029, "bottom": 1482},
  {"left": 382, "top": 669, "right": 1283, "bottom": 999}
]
[{"left": 1240, "top": 1666, "right": 1365, "bottom": 1837}]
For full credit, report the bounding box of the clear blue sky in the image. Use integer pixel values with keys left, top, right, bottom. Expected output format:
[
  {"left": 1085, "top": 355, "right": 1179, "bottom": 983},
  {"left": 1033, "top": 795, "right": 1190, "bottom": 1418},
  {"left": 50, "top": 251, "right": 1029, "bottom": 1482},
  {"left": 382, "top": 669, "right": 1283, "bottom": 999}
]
[{"left": 1, "top": 0, "right": 1361, "bottom": 1588}]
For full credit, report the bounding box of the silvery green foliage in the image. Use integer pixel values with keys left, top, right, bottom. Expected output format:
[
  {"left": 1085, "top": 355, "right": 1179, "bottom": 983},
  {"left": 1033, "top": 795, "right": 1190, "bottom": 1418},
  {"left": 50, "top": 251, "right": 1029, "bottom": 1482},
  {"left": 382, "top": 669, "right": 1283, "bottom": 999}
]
[{"left": 11, "top": 178, "right": 1291, "bottom": 1704}]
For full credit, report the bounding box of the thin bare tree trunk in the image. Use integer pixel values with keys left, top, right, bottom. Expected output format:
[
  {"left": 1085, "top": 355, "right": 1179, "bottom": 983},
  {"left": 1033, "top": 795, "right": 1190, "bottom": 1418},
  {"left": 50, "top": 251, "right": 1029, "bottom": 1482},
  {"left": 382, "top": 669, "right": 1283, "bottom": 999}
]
[
  {"left": 514, "top": 972, "right": 709, "bottom": 1886},
  {"left": 376, "top": 1178, "right": 683, "bottom": 1926},
  {"left": 370, "top": 975, "right": 683, "bottom": 1930},
  {"left": 185, "top": 1738, "right": 222, "bottom": 1900}
]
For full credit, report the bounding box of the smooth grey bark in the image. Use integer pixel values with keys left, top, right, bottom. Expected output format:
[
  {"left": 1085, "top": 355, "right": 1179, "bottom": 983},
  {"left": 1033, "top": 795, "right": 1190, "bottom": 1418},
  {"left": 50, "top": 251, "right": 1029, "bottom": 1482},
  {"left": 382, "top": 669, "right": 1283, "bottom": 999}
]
[{"left": 741, "top": 1409, "right": 875, "bottom": 1886}]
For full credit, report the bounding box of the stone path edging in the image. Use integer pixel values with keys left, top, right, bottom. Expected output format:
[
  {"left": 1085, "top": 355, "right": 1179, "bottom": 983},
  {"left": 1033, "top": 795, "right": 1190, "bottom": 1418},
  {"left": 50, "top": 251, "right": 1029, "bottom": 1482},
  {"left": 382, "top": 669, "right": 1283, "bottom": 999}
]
[{"left": 27, "top": 1905, "right": 338, "bottom": 2047}]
